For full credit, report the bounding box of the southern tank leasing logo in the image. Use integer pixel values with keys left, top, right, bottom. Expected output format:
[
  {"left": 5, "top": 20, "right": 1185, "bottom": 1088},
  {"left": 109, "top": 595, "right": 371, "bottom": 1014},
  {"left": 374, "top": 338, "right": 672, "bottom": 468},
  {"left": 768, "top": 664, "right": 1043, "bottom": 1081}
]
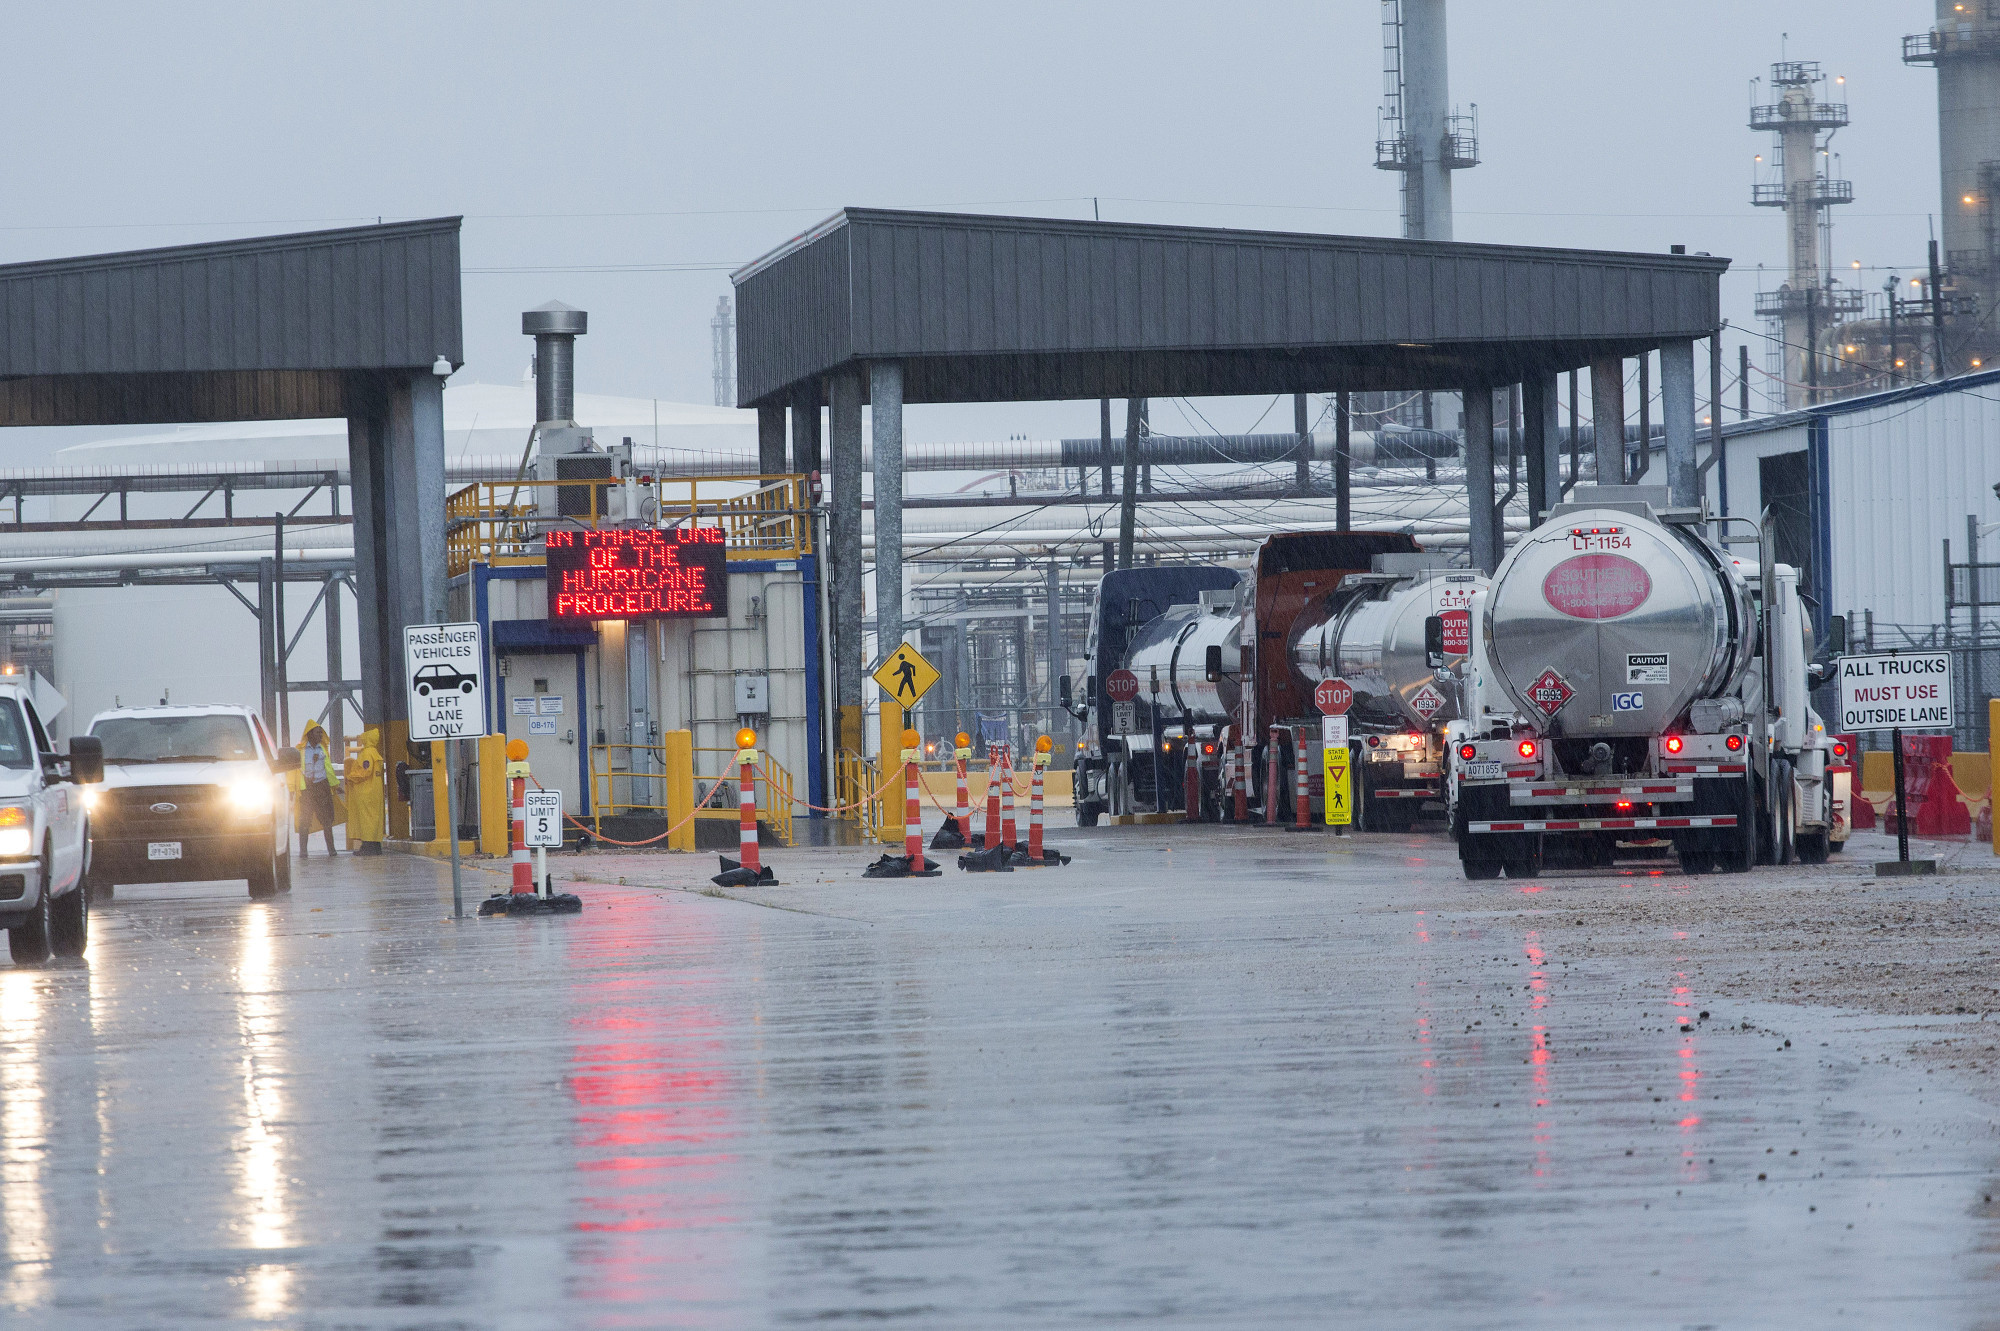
[
  {"left": 1526, "top": 667, "right": 1576, "bottom": 717},
  {"left": 1542, "top": 553, "right": 1652, "bottom": 619}
]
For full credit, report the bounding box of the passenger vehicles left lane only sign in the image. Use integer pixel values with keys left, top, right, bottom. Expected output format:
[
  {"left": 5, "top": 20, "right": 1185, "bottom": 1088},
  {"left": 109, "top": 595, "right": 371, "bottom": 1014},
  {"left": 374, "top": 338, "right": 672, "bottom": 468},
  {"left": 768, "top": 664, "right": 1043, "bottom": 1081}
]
[{"left": 405, "top": 622, "right": 489, "bottom": 741}]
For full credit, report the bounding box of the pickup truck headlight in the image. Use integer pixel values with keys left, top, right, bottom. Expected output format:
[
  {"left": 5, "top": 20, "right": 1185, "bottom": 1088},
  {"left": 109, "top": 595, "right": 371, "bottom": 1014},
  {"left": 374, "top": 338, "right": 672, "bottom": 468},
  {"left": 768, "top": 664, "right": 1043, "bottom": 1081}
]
[
  {"left": 0, "top": 806, "right": 30, "bottom": 857},
  {"left": 228, "top": 779, "right": 276, "bottom": 814}
]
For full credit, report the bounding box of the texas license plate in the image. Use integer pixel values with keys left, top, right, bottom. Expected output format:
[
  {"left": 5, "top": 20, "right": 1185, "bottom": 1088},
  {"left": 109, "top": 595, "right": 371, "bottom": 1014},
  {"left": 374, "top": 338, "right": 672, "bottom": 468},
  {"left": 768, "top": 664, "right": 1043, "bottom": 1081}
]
[
  {"left": 147, "top": 841, "right": 182, "bottom": 861},
  {"left": 1463, "top": 761, "right": 1504, "bottom": 780}
]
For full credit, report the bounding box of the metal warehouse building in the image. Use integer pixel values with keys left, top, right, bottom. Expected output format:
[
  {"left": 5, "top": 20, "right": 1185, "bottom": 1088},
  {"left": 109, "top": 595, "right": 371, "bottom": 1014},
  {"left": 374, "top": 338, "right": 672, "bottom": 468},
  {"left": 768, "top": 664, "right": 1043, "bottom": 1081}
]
[{"left": 1717, "top": 372, "right": 2000, "bottom": 745}]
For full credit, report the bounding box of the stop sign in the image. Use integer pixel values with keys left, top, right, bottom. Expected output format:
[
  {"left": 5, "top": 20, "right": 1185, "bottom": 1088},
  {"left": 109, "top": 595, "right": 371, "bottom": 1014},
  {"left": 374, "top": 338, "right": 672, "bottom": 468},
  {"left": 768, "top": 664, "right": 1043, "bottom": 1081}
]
[
  {"left": 1314, "top": 677, "right": 1353, "bottom": 716},
  {"left": 1104, "top": 668, "right": 1140, "bottom": 703}
]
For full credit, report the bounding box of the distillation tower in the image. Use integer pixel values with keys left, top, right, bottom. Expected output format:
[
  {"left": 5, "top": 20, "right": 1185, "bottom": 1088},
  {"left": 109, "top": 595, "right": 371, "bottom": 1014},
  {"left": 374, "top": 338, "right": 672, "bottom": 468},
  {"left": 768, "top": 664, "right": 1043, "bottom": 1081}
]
[
  {"left": 1749, "top": 60, "right": 1859, "bottom": 409},
  {"left": 1905, "top": 2, "right": 2000, "bottom": 374}
]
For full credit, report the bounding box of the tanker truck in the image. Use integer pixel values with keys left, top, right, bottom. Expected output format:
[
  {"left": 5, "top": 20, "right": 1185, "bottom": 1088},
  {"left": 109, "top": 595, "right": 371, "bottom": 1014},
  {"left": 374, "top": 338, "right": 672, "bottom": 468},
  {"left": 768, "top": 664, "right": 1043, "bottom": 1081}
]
[
  {"left": 1288, "top": 558, "right": 1488, "bottom": 831},
  {"left": 1448, "top": 484, "right": 1844, "bottom": 878},
  {"left": 1063, "top": 531, "right": 1468, "bottom": 826}
]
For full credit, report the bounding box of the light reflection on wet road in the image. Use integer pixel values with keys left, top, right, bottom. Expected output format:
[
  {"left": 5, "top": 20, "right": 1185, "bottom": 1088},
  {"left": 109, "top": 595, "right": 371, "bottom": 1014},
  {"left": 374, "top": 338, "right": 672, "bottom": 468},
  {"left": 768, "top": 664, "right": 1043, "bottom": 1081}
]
[{"left": 0, "top": 828, "right": 1995, "bottom": 1327}]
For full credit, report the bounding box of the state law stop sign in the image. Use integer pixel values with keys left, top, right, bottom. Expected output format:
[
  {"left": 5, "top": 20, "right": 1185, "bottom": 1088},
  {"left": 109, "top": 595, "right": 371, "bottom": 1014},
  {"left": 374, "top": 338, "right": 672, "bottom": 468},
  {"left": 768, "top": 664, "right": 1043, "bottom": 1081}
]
[
  {"left": 1104, "top": 669, "right": 1140, "bottom": 703},
  {"left": 1315, "top": 677, "right": 1353, "bottom": 716}
]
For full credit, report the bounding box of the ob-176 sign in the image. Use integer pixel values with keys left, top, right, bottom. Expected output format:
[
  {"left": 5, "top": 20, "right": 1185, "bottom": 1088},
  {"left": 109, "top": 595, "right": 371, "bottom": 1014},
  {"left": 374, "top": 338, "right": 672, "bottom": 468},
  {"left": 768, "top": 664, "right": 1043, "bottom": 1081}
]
[
  {"left": 404, "top": 622, "right": 488, "bottom": 741},
  {"left": 1837, "top": 652, "right": 1954, "bottom": 732},
  {"left": 546, "top": 527, "right": 727, "bottom": 622}
]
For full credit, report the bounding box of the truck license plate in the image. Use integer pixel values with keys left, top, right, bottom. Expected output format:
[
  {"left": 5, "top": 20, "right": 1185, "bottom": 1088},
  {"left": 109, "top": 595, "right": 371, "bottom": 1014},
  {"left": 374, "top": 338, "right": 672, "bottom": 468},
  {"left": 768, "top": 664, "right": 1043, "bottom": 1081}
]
[
  {"left": 147, "top": 842, "right": 182, "bottom": 861},
  {"left": 1463, "top": 761, "right": 1503, "bottom": 780}
]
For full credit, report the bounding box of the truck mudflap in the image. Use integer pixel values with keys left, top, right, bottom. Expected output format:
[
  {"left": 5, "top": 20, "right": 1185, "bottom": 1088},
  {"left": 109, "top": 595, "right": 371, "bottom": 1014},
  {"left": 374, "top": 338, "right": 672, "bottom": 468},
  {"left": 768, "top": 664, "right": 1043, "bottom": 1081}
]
[{"left": 1468, "top": 815, "right": 1740, "bottom": 833}]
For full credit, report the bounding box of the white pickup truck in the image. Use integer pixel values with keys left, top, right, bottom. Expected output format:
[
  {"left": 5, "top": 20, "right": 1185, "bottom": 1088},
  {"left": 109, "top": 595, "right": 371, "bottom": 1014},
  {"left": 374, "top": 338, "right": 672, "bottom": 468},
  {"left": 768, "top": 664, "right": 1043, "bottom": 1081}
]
[{"left": 0, "top": 680, "right": 104, "bottom": 964}]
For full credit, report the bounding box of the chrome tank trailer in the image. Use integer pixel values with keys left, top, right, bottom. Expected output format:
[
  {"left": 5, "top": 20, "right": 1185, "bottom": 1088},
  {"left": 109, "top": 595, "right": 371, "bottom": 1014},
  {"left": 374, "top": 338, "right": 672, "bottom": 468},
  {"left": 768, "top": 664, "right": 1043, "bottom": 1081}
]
[
  {"left": 1290, "top": 563, "right": 1487, "bottom": 730},
  {"left": 1125, "top": 589, "right": 1245, "bottom": 724},
  {"left": 1482, "top": 487, "right": 1753, "bottom": 739}
]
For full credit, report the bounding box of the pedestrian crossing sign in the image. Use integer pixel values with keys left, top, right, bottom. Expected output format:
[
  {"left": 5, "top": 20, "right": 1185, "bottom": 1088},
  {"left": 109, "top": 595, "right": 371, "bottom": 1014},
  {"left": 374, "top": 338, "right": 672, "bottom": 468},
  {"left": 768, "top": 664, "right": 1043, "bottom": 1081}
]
[
  {"left": 1323, "top": 743, "right": 1352, "bottom": 827},
  {"left": 873, "top": 643, "right": 941, "bottom": 706}
]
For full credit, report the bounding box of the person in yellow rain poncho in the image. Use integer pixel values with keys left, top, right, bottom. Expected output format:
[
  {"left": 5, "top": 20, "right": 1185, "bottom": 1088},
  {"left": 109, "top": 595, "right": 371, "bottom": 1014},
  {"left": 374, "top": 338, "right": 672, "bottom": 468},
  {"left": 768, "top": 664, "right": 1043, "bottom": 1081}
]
[
  {"left": 345, "top": 727, "right": 386, "bottom": 855},
  {"left": 295, "top": 722, "right": 340, "bottom": 858}
]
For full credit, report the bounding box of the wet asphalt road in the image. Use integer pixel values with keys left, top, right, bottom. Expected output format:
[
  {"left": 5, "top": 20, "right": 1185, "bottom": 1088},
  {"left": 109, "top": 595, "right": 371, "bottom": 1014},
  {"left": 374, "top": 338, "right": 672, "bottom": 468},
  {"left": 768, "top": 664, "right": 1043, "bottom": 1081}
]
[{"left": 2, "top": 823, "right": 1996, "bottom": 1328}]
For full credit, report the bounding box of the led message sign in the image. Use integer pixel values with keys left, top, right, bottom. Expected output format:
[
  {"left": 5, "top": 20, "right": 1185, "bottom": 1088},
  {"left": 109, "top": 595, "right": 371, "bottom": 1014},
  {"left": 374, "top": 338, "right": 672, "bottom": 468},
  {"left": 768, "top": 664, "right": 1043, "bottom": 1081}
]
[{"left": 545, "top": 527, "right": 728, "bottom": 621}]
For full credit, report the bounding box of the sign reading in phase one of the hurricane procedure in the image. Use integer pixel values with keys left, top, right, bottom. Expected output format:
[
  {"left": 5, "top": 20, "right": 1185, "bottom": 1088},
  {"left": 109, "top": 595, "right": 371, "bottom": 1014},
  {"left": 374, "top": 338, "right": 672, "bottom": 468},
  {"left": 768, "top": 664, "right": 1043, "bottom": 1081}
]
[
  {"left": 1836, "top": 652, "right": 1953, "bottom": 732},
  {"left": 404, "top": 622, "right": 488, "bottom": 741}
]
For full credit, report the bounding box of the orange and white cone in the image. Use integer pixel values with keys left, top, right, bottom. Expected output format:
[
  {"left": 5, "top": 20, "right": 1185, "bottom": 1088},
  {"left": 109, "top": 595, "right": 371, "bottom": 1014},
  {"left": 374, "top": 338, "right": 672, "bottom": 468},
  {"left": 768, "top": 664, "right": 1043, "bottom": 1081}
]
[
  {"left": 1290, "top": 726, "right": 1313, "bottom": 831},
  {"left": 932, "top": 733, "right": 972, "bottom": 850},
  {"left": 1014, "top": 737, "right": 1070, "bottom": 866},
  {"left": 713, "top": 727, "right": 778, "bottom": 886},
  {"left": 999, "top": 744, "right": 1018, "bottom": 849},
  {"left": 511, "top": 767, "right": 532, "bottom": 895},
  {"left": 867, "top": 728, "right": 940, "bottom": 877},
  {"left": 983, "top": 743, "right": 1003, "bottom": 850}
]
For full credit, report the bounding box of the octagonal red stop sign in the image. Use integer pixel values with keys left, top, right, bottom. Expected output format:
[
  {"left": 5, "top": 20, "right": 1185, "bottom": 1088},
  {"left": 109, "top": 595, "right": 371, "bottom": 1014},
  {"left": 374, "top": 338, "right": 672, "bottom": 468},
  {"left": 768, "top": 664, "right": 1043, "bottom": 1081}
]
[
  {"left": 1104, "top": 668, "right": 1140, "bottom": 703},
  {"left": 1315, "top": 677, "right": 1354, "bottom": 716}
]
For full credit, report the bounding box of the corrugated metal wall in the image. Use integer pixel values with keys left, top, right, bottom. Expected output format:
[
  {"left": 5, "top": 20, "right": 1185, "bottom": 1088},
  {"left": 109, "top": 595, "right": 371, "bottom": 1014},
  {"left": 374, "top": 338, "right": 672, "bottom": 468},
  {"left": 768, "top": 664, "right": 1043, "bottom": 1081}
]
[{"left": 1827, "top": 386, "right": 2000, "bottom": 629}]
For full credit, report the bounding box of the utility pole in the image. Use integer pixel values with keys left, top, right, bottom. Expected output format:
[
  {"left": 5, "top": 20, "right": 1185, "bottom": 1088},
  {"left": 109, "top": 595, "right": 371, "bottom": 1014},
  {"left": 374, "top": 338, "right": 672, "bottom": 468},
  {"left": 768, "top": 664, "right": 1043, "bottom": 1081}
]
[
  {"left": 1929, "top": 239, "right": 1948, "bottom": 375},
  {"left": 1099, "top": 398, "right": 1114, "bottom": 570},
  {"left": 1334, "top": 391, "right": 1352, "bottom": 529},
  {"left": 1739, "top": 345, "right": 1751, "bottom": 418}
]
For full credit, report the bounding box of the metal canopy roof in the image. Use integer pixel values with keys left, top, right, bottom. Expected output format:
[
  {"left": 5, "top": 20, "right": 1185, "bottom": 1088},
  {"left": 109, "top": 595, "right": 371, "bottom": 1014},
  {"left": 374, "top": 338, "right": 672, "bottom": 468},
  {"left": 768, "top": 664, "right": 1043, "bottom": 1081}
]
[
  {"left": 0, "top": 217, "right": 462, "bottom": 426},
  {"left": 733, "top": 209, "right": 1727, "bottom": 407}
]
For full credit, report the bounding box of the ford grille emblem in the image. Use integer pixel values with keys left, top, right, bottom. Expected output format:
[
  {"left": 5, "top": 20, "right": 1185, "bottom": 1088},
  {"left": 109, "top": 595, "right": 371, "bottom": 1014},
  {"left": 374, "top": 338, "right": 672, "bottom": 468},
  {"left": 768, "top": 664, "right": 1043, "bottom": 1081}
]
[{"left": 150, "top": 802, "right": 178, "bottom": 814}]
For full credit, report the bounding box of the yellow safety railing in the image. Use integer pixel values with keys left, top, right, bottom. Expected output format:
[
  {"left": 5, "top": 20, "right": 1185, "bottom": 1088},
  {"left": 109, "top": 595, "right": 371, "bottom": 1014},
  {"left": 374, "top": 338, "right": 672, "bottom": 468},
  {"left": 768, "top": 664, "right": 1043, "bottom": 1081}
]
[
  {"left": 446, "top": 474, "right": 813, "bottom": 577},
  {"left": 588, "top": 742, "right": 796, "bottom": 848},
  {"left": 834, "top": 748, "right": 884, "bottom": 840}
]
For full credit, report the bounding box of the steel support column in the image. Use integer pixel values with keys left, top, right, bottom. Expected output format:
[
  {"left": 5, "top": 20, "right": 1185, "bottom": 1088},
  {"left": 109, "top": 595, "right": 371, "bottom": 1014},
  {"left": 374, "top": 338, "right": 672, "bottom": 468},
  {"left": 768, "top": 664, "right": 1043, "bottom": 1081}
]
[
  {"left": 790, "top": 381, "right": 822, "bottom": 476},
  {"left": 1660, "top": 338, "right": 1698, "bottom": 508},
  {"left": 1464, "top": 387, "right": 1499, "bottom": 574},
  {"left": 870, "top": 360, "right": 905, "bottom": 655},
  {"left": 1589, "top": 357, "right": 1625, "bottom": 489},
  {"left": 1523, "top": 373, "right": 1560, "bottom": 525},
  {"left": 1334, "top": 391, "right": 1351, "bottom": 529},
  {"left": 828, "top": 371, "right": 865, "bottom": 752},
  {"left": 758, "top": 402, "right": 787, "bottom": 475}
]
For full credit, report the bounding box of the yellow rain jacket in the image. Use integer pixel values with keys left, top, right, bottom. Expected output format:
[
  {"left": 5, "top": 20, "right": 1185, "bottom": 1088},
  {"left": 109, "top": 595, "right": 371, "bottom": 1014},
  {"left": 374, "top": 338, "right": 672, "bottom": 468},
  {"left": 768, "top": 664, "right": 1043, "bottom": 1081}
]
[{"left": 344, "top": 727, "right": 387, "bottom": 843}]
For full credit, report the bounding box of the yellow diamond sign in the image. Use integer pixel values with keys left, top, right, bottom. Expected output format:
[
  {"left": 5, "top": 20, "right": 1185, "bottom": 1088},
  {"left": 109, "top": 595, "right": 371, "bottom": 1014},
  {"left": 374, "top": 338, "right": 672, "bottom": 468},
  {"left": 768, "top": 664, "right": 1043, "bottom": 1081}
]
[{"left": 873, "top": 642, "right": 941, "bottom": 706}]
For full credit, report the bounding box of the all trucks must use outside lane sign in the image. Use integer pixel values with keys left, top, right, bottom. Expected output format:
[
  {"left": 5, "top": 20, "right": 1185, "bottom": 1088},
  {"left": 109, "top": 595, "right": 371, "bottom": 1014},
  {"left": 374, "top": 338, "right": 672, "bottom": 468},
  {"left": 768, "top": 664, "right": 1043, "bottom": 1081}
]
[
  {"left": 405, "top": 622, "right": 489, "bottom": 741},
  {"left": 1837, "top": 652, "right": 1953, "bottom": 732}
]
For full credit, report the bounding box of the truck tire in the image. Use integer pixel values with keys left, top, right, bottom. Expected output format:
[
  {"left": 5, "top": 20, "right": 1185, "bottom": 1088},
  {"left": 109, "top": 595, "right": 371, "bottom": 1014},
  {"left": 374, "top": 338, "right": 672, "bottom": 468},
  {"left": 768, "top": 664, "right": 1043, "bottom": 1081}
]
[
  {"left": 50, "top": 877, "right": 86, "bottom": 959},
  {"left": 1719, "top": 779, "right": 1757, "bottom": 873},
  {"left": 1462, "top": 856, "right": 1502, "bottom": 880},
  {"left": 1504, "top": 841, "right": 1543, "bottom": 879},
  {"left": 274, "top": 850, "right": 293, "bottom": 893},
  {"left": 247, "top": 847, "right": 280, "bottom": 900},
  {"left": 1774, "top": 762, "right": 1796, "bottom": 866},
  {"left": 9, "top": 847, "right": 53, "bottom": 964},
  {"left": 1676, "top": 841, "right": 1715, "bottom": 875}
]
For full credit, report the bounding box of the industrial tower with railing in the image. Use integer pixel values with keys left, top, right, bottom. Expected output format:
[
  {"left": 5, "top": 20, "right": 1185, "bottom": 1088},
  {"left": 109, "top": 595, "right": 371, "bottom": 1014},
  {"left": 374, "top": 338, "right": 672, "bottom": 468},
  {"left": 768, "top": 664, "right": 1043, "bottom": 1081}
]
[
  {"left": 1905, "top": 1, "right": 2000, "bottom": 374},
  {"left": 1369, "top": 0, "right": 1476, "bottom": 430},
  {"left": 1749, "top": 59, "right": 1859, "bottom": 409}
]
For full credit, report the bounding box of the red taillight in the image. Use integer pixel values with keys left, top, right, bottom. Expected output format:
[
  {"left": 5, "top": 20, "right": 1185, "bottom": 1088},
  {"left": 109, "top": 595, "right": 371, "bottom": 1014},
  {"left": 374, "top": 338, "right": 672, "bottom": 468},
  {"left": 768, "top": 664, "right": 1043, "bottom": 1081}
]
[
  {"left": 1517, "top": 740, "right": 1537, "bottom": 759},
  {"left": 1833, "top": 742, "right": 1848, "bottom": 758},
  {"left": 1664, "top": 735, "right": 1684, "bottom": 754},
  {"left": 1459, "top": 744, "right": 1478, "bottom": 761},
  {"left": 1367, "top": 735, "right": 1382, "bottom": 748},
  {"left": 1203, "top": 743, "right": 1214, "bottom": 755},
  {"left": 1725, "top": 734, "right": 1744, "bottom": 751},
  {"left": 1616, "top": 800, "right": 1633, "bottom": 810}
]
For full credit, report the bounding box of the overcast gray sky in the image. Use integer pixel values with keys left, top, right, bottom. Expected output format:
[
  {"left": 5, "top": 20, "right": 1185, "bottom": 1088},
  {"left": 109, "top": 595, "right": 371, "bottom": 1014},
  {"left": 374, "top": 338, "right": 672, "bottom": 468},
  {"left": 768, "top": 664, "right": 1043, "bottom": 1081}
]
[{"left": 4, "top": 1, "right": 1944, "bottom": 443}]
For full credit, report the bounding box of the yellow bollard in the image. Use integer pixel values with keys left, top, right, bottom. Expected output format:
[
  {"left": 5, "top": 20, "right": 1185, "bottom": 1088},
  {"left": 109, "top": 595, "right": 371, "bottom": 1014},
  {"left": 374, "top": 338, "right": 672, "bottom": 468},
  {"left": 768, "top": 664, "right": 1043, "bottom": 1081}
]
[
  {"left": 478, "top": 734, "right": 508, "bottom": 856},
  {"left": 663, "top": 729, "right": 695, "bottom": 852},
  {"left": 878, "top": 700, "right": 905, "bottom": 846}
]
